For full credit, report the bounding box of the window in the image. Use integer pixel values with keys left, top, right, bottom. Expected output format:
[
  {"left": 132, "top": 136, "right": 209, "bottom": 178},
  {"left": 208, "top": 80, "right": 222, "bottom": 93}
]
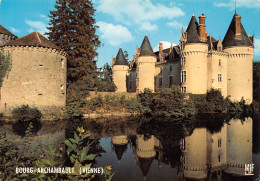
[
  {"left": 218, "top": 139, "right": 222, "bottom": 148},
  {"left": 39, "top": 64, "right": 43, "bottom": 67},
  {"left": 218, "top": 74, "right": 222, "bottom": 82},
  {"left": 181, "top": 57, "right": 186, "bottom": 65},
  {"left": 159, "top": 77, "right": 163, "bottom": 87},
  {"left": 170, "top": 66, "right": 172, "bottom": 71},
  {"left": 218, "top": 155, "right": 221, "bottom": 162},
  {"left": 181, "top": 71, "right": 186, "bottom": 82},
  {"left": 169, "top": 76, "right": 173, "bottom": 87},
  {"left": 181, "top": 86, "right": 186, "bottom": 93},
  {"left": 61, "top": 58, "right": 65, "bottom": 69},
  {"left": 219, "top": 59, "right": 221, "bottom": 66}
]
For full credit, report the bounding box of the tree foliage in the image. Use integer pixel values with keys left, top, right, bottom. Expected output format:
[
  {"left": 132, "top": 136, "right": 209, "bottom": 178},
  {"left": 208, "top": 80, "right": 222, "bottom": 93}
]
[{"left": 0, "top": 52, "right": 11, "bottom": 88}]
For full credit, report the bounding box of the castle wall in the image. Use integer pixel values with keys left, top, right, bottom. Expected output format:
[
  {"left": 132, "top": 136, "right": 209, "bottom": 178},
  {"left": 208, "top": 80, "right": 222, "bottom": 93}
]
[
  {"left": 155, "top": 61, "right": 181, "bottom": 91},
  {"left": 128, "top": 70, "right": 136, "bottom": 92},
  {"left": 112, "top": 65, "right": 129, "bottom": 92},
  {"left": 0, "top": 46, "right": 67, "bottom": 113},
  {"left": 225, "top": 46, "right": 253, "bottom": 104},
  {"left": 207, "top": 52, "right": 228, "bottom": 97},
  {"left": 181, "top": 44, "right": 208, "bottom": 94},
  {"left": 136, "top": 56, "right": 156, "bottom": 92},
  {"left": 225, "top": 117, "right": 252, "bottom": 175},
  {"left": 136, "top": 135, "right": 156, "bottom": 158}
]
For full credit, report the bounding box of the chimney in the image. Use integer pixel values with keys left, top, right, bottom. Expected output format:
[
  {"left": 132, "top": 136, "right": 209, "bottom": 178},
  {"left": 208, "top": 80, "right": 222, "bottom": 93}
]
[
  {"left": 133, "top": 54, "right": 136, "bottom": 62},
  {"left": 159, "top": 42, "right": 163, "bottom": 54},
  {"left": 198, "top": 14, "right": 207, "bottom": 42},
  {"left": 235, "top": 14, "right": 241, "bottom": 39}
]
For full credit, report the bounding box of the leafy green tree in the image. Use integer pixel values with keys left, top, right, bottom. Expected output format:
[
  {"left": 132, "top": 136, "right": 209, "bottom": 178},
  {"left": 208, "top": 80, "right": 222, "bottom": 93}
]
[
  {"left": 47, "top": 0, "right": 101, "bottom": 117},
  {"left": 96, "top": 63, "right": 116, "bottom": 92},
  {"left": 0, "top": 52, "right": 11, "bottom": 88}
]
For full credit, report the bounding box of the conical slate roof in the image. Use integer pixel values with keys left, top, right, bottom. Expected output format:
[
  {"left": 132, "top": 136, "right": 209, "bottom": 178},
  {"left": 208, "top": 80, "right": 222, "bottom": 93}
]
[
  {"left": 114, "top": 144, "right": 127, "bottom": 160},
  {"left": 139, "top": 35, "right": 155, "bottom": 57},
  {"left": 186, "top": 15, "right": 201, "bottom": 43},
  {"left": 138, "top": 157, "right": 154, "bottom": 176},
  {"left": 222, "top": 13, "right": 253, "bottom": 48},
  {"left": 0, "top": 25, "right": 17, "bottom": 37},
  {"left": 2, "top": 32, "right": 61, "bottom": 50},
  {"left": 114, "top": 48, "right": 128, "bottom": 65}
]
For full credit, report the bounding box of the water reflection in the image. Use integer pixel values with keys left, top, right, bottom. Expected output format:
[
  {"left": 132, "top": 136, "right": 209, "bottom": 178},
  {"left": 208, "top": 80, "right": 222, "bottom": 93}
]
[{"left": 90, "top": 116, "right": 257, "bottom": 181}]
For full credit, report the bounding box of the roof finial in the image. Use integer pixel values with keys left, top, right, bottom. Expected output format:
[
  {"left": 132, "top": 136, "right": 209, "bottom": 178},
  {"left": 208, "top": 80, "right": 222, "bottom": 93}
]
[
  {"left": 235, "top": 0, "right": 237, "bottom": 14},
  {"left": 193, "top": 10, "right": 195, "bottom": 16}
]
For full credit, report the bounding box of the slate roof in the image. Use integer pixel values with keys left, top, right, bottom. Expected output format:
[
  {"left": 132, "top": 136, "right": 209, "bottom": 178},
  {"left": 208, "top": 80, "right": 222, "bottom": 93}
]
[
  {"left": 222, "top": 13, "right": 253, "bottom": 48},
  {"left": 186, "top": 15, "right": 201, "bottom": 43},
  {"left": 206, "top": 36, "right": 218, "bottom": 50},
  {"left": 114, "top": 144, "right": 127, "bottom": 160},
  {"left": 139, "top": 36, "right": 155, "bottom": 57},
  {"left": 0, "top": 25, "right": 17, "bottom": 37},
  {"left": 154, "top": 45, "right": 180, "bottom": 61},
  {"left": 138, "top": 157, "right": 154, "bottom": 176},
  {"left": 2, "top": 32, "right": 61, "bottom": 50},
  {"left": 114, "top": 48, "right": 129, "bottom": 65}
]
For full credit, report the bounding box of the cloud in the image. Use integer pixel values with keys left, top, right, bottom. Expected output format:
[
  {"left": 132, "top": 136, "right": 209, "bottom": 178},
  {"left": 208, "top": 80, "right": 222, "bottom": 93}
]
[
  {"left": 167, "top": 20, "right": 187, "bottom": 30},
  {"left": 97, "top": 21, "right": 133, "bottom": 46},
  {"left": 39, "top": 14, "right": 50, "bottom": 21},
  {"left": 25, "top": 20, "right": 49, "bottom": 35},
  {"left": 97, "top": 0, "right": 185, "bottom": 31},
  {"left": 214, "top": 0, "right": 260, "bottom": 9},
  {"left": 139, "top": 22, "right": 158, "bottom": 31},
  {"left": 153, "top": 41, "right": 177, "bottom": 52},
  {"left": 255, "top": 38, "right": 260, "bottom": 57},
  {"left": 9, "top": 27, "right": 20, "bottom": 34}
]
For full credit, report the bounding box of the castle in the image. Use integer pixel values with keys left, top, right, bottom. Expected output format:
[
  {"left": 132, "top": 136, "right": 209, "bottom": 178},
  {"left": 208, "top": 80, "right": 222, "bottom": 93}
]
[
  {"left": 0, "top": 25, "right": 67, "bottom": 113},
  {"left": 112, "top": 12, "right": 254, "bottom": 104}
]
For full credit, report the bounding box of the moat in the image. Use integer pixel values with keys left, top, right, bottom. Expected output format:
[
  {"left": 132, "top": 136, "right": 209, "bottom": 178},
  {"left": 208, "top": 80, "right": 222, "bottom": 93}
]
[{"left": 1, "top": 113, "right": 259, "bottom": 181}]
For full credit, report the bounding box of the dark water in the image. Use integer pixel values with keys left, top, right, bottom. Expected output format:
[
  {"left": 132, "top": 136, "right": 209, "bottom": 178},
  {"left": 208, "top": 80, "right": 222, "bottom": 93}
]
[{"left": 1, "top": 113, "right": 260, "bottom": 181}]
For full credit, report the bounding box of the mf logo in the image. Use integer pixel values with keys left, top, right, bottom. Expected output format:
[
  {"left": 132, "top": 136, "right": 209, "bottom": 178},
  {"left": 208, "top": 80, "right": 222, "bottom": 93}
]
[{"left": 245, "top": 164, "right": 254, "bottom": 176}]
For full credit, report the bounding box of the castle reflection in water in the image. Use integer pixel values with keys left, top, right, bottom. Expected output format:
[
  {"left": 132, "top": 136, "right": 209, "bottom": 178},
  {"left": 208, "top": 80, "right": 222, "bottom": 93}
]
[{"left": 90, "top": 116, "right": 258, "bottom": 181}]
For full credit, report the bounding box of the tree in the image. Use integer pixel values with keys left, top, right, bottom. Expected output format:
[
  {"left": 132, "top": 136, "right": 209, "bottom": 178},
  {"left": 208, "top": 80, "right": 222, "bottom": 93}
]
[
  {"left": 47, "top": 0, "right": 100, "bottom": 83},
  {"left": 47, "top": 0, "right": 101, "bottom": 117},
  {"left": 95, "top": 63, "right": 116, "bottom": 92}
]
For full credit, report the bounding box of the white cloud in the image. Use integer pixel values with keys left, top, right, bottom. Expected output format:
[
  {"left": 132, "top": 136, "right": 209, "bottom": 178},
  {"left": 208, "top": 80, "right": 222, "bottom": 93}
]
[
  {"left": 167, "top": 20, "right": 187, "bottom": 30},
  {"left": 255, "top": 38, "right": 260, "bottom": 57},
  {"left": 139, "top": 22, "right": 158, "bottom": 31},
  {"left": 39, "top": 14, "right": 50, "bottom": 21},
  {"left": 9, "top": 27, "right": 20, "bottom": 34},
  {"left": 153, "top": 41, "right": 177, "bottom": 52},
  {"left": 97, "top": 0, "right": 185, "bottom": 31},
  {"left": 25, "top": 20, "right": 49, "bottom": 36},
  {"left": 97, "top": 21, "right": 133, "bottom": 46},
  {"left": 214, "top": 0, "right": 260, "bottom": 9}
]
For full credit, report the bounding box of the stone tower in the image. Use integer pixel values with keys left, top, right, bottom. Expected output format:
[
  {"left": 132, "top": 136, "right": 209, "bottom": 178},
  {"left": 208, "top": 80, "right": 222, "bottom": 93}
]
[
  {"left": 223, "top": 12, "right": 254, "bottom": 104},
  {"left": 112, "top": 48, "right": 129, "bottom": 92},
  {"left": 180, "top": 13, "right": 208, "bottom": 94},
  {"left": 136, "top": 35, "right": 156, "bottom": 92},
  {"left": 111, "top": 135, "right": 128, "bottom": 161},
  {"left": 0, "top": 32, "right": 67, "bottom": 113},
  {"left": 224, "top": 118, "right": 253, "bottom": 175},
  {"left": 0, "top": 25, "right": 17, "bottom": 46}
]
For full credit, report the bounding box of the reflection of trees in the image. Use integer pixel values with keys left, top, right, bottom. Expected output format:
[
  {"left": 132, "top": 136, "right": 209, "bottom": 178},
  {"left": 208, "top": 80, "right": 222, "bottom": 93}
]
[{"left": 12, "top": 119, "right": 42, "bottom": 137}]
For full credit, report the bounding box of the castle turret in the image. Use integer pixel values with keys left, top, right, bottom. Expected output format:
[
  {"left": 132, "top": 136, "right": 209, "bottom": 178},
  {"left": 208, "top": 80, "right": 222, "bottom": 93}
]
[
  {"left": 0, "top": 25, "right": 17, "bottom": 46},
  {"left": 223, "top": 12, "right": 254, "bottom": 104},
  {"left": 111, "top": 135, "right": 128, "bottom": 161},
  {"left": 181, "top": 13, "right": 208, "bottom": 94},
  {"left": 0, "top": 32, "right": 67, "bottom": 113},
  {"left": 136, "top": 35, "right": 156, "bottom": 92},
  {"left": 224, "top": 118, "right": 253, "bottom": 176},
  {"left": 112, "top": 48, "right": 129, "bottom": 92}
]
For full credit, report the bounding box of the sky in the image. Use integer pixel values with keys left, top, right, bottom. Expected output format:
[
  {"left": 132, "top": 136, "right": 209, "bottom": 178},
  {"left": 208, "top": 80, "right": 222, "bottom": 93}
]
[{"left": 0, "top": 0, "right": 259, "bottom": 67}]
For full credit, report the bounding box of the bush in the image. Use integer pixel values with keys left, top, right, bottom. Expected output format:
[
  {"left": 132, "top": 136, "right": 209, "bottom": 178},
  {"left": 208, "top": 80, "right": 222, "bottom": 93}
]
[
  {"left": 12, "top": 105, "right": 42, "bottom": 123},
  {"left": 127, "top": 98, "right": 141, "bottom": 112},
  {"left": 137, "top": 88, "right": 154, "bottom": 114}
]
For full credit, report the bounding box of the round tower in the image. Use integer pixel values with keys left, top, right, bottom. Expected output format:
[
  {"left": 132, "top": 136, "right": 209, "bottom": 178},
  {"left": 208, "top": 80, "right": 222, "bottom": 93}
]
[
  {"left": 1, "top": 32, "right": 67, "bottom": 113},
  {"left": 136, "top": 134, "right": 156, "bottom": 177},
  {"left": 111, "top": 135, "right": 128, "bottom": 161},
  {"left": 112, "top": 48, "right": 129, "bottom": 92},
  {"left": 136, "top": 35, "right": 156, "bottom": 92},
  {"left": 224, "top": 117, "right": 252, "bottom": 176},
  {"left": 0, "top": 25, "right": 17, "bottom": 46},
  {"left": 181, "top": 128, "right": 208, "bottom": 180},
  {"left": 223, "top": 12, "right": 254, "bottom": 104},
  {"left": 181, "top": 13, "right": 208, "bottom": 94}
]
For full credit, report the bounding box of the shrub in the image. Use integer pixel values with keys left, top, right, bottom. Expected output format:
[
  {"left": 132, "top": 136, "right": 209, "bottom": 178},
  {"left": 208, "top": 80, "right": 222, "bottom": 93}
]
[
  {"left": 12, "top": 105, "right": 42, "bottom": 123},
  {"left": 127, "top": 98, "right": 141, "bottom": 112},
  {"left": 137, "top": 88, "right": 154, "bottom": 114}
]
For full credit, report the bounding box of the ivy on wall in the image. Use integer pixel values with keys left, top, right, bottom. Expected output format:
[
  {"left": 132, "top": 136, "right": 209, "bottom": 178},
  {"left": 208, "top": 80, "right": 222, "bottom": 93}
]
[{"left": 0, "top": 51, "right": 12, "bottom": 88}]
